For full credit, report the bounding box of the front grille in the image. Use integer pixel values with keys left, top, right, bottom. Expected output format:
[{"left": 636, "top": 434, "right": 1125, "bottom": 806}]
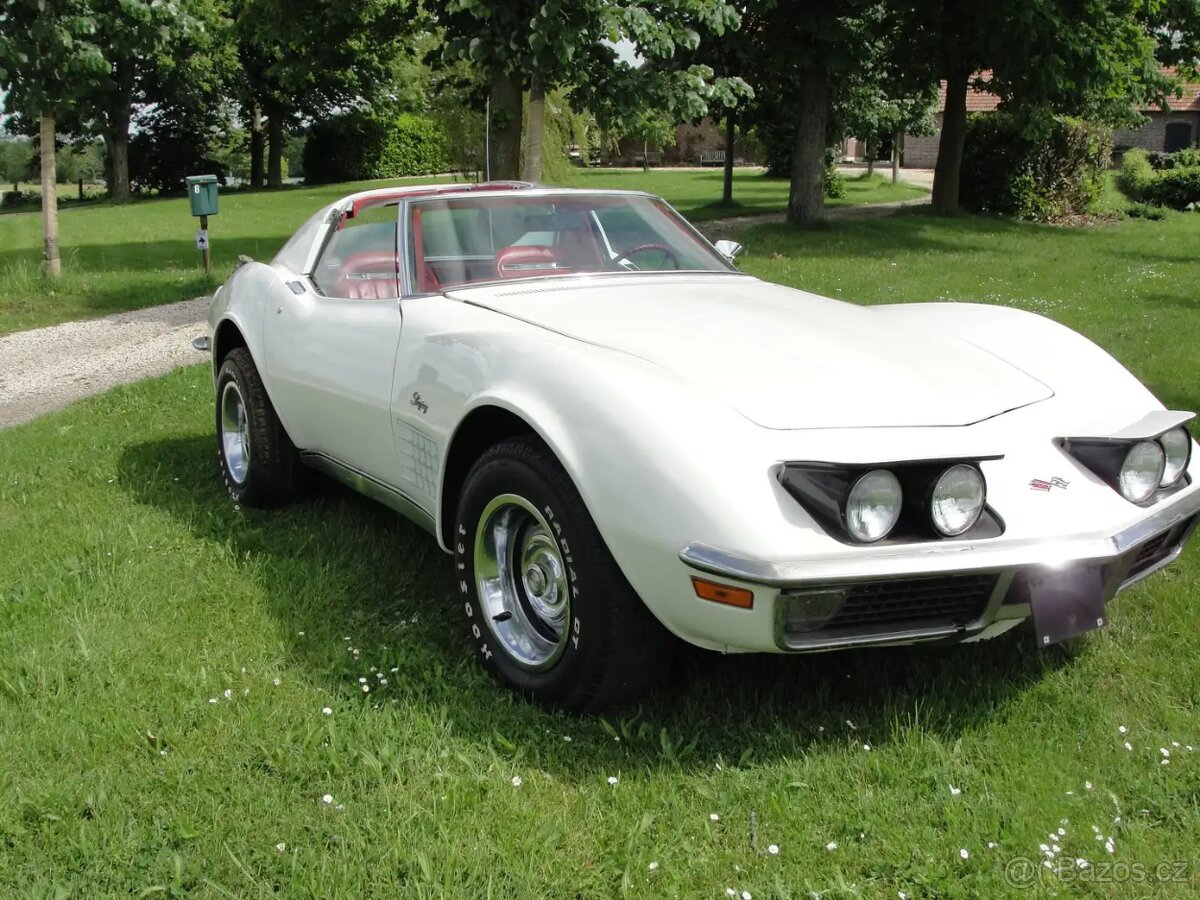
[
  {"left": 824, "top": 573, "right": 999, "bottom": 630},
  {"left": 1129, "top": 531, "right": 1174, "bottom": 575}
]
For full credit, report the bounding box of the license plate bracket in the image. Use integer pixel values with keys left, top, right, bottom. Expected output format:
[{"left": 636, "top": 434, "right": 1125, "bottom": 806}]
[{"left": 1025, "top": 566, "right": 1107, "bottom": 647}]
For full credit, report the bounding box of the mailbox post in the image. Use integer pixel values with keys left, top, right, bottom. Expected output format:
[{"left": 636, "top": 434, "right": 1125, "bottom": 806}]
[{"left": 185, "top": 174, "right": 219, "bottom": 274}]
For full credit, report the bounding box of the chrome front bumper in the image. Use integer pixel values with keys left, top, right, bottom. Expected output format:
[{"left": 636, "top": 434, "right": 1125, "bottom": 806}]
[{"left": 679, "top": 489, "right": 1200, "bottom": 652}]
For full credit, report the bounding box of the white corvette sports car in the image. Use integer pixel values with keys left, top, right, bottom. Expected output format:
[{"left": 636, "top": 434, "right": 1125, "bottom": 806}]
[{"left": 203, "top": 181, "right": 1199, "bottom": 709}]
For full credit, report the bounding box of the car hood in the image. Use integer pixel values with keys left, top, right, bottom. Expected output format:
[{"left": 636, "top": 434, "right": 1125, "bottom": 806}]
[{"left": 448, "top": 275, "right": 1054, "bottom": 430}]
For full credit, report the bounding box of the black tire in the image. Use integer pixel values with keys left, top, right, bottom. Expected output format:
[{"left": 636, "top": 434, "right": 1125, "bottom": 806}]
[
  {"left": 215, "top": 347, "right": 304, "bottom": 507},
  {"left": 454, "top": 436, "right": 676, "bottom": 711}
]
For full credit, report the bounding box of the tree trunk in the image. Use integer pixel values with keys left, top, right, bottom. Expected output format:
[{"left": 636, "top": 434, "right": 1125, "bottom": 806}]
[
  {"left": 107, "top": 130, "right": 130, "bottom": 202},
  {"left": 267, "top": 113, "right": 284, "bottom": 188},
  {"left": 892, "top": 129, "right": 902, "bottom": 184},
  {"left": 523, "top": 75, "right": 545, "bottom": 182},
  {"left": 642, "top": 138, "right": 649, "bottom": 172},
  {"left": 250, "top": 102, "right": 264, "bottom": 188},
  {"left": 488, "top": 75, "right": 523, "bottom": 181},
  {"left": 40, "top": 114, "right": 61, "bottom": 278},
  {"left": 866, "top": 137, "right": 875, "bottom": 177},
  {"left": 786, "top": 70, "right": 830, "bottom": 224},
  {"left": 721, "top": 110, "right": 736, "bottom": 205},
  {"left": 932, "top": 68, "right": 969, "bottom": 214}
]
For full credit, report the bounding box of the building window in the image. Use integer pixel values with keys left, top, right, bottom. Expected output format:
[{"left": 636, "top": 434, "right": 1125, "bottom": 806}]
[{"left": 1164, "top": 122, "right": 1193, "bottom": 153}]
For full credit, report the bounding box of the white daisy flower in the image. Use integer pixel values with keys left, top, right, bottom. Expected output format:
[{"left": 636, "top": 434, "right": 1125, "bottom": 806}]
[
  {"left": 208, "top": 698, "right": 218, "bottom": 704},
  {"left": 647, "top": 861, "right": 658, "bottom": 871},
  {"left": 987, "top": 842, "right": 997, "bottom": 849},
  {"left": 825, "top": 841, "right": 838, "bottom": 851},
  {"left": 1124, "top": 741, "right": 1133, "bottom": 751},
  {"left": 710, "top": 813, "right": 720, "bottom": 822},
  {"left": 1118, "top": 725, "right": 1127, "bottom": 734},
  {"left": 1160, "top": 747, "right": 1170, "bottom": 757},
  {"left": 949, "top": 785, "right": 962, "bottom": 796},
  {"left": 725, "top": 890, "right": 736, "bottom": 898},
  {"left": 322, "top": 707, "right": 332, "bottom": 716},
  {"left": 1057, "top": 827, "right": 1066, "bottom": 836},
  {"left": 768, "top": 844, "right": 780, "bottom": 855},
  {"left": 275, "top": 842, "right": 286, "bottom": 853},
  {"left": 223, "top": 689, "right": 232, "bottom": 699},
  {"left": 511, "top": 775, "right": 522, "bottom": 787},
  {"left": 741, "top": 891, "right": 752, "bottom": 900},
  {"left": 272, "top": 678, "right": 281, "bottom": 686},
  {"left": 607, "top": 776, "right": 618, "bottom": 786},
  {"left": 322, "top": 794, "right": 333, "bottom": 805},
  {"left": 959, "top": 848, "right": 969, "bottom": 860},
  {"left": 362, "top": 684, "right": 370, "bottom": 693},
  {"left": 358, "top": 678, "right": 367, "bottom": 684},
  {"left": 1084, "top": 781, "right": 1093, "bottom": 790},
  {"left": 379, "top": 679, "right": 387, "bottom": 686}
]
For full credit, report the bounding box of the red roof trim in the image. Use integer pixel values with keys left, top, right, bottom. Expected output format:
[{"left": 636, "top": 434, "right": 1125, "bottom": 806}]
[{"left": 348, "top": 181, "right": 532, "bottom": 218}]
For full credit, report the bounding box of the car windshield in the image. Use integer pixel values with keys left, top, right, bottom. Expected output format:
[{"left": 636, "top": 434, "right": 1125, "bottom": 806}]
[{"left": 406, "top": 192, "right": 732, "bottom": 292}]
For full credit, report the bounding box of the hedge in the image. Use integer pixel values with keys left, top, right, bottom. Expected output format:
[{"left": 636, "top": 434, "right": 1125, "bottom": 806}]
[
  {"left": 1118, "top": 147, "right": 1200, "bottom": 210},
  {"left": 959, "top": 113, "right": 1111, "bottom": 221},
  {"left": 304, "top": 112, "right": 449, "bottom": 184}
]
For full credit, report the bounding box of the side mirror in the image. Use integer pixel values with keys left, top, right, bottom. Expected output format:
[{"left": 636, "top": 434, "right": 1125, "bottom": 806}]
[{"left": 713, "top": 239, "right": 743, "bottom": 263}]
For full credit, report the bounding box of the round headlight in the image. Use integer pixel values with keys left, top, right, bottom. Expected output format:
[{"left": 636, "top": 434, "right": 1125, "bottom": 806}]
[
  {"left": 1159, "top": 427, "right": 1191, "bottom": 487},
  {"left": 1119, "top": 440, "right": 1165, "bottom": 503},
  {"left": 930, "top": 464, "right": 986, "bottom": 537},
  {"left": 844, "top": 470, "right": 902, "bottom": 543}
]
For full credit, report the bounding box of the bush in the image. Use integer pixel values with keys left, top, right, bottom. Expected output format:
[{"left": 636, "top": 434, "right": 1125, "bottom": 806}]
[
  {"left": 1146, "top": 167, "right": 1200, "bottom": 210},
  {"left": 304, "top": 111, "right": 448, "bottom": 184},
  {"left": 1118, "top": 148, "right": 1154, "bottom": 200},
  {"left": 824, "top": 150, "right": 846, "bottom": 199},
  {"left": 1125, "top": 202, "right": 1167, "bottom": 220},
  {"left": 1116, "top": 147, "right": 1200, "bottom": 210},
  {"left": 960, "top": 113, "right": 1112, "bottom": 221}
]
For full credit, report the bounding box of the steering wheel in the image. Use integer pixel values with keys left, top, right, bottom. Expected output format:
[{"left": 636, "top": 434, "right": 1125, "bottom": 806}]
[{"left": 612, "top": 242, "right": 681, "bottom": 271}]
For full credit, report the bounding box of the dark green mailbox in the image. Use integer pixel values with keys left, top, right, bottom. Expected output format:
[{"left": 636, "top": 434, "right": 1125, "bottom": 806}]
[{"left": 185, "top": 174, "right": 219, "bottom": 217}]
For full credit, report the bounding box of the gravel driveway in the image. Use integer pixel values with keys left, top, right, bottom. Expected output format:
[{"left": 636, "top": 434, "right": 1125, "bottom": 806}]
[{"left": 0, "top": 297, "right": 211, "bottom": 429}]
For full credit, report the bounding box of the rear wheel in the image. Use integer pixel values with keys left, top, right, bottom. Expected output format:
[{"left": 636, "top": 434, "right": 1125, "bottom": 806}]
[
  {"left": 454, "top": 437, "right": 675, "bottom": 710},
  {"left": 215, "top": 348, "right": 303, "bottom": 507}
]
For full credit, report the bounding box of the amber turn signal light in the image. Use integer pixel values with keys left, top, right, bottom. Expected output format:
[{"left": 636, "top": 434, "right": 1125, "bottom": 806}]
[{"left": 691, "top": 577, "right": 754, "bottom": 609}]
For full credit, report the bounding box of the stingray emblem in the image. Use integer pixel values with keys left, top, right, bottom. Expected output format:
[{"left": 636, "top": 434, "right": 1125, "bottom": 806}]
[
  {"left": 1030, "top": 476, "right": 1070, "bottom": 492},
  {"left": 410, "top": 392, "right": 429, "bottom": 415}
]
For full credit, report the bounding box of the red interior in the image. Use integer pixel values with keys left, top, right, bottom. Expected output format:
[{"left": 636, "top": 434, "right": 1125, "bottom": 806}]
[
  {"left": 494, "top": 245, "right": 573, "bottom": 279},
  {"left": 334, "top": 251, "right": 399, "bottom": 299}
]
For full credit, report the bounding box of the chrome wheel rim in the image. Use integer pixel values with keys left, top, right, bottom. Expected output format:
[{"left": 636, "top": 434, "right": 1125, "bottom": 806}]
[
  {"left": 474, "top": 494, "right": 570, "bottom": 671},
  {"left": 220, "top": 381, "right": 251, "bottom": 484}
]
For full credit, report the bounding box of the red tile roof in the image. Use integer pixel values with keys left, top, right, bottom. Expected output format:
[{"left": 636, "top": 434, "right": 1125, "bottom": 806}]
[
  {"left": 1149, "top": 68, "right": 1200, "bottom": 112},
  {"left": 935, "top": 72, "right": 1002, "bottom": 114},
  {"left": 935, "top": 68, "right": 1200, "bottom": 114}
]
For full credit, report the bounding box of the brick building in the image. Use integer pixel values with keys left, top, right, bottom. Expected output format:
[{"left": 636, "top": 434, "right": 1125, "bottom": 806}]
[{"left": 845, "top": 70, "right": 1200, "bottom": 168}]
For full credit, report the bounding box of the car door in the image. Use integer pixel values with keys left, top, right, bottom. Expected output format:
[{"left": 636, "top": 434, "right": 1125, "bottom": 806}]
[{"left": 264, "top": 201, "right": 404, "bottom": 485}]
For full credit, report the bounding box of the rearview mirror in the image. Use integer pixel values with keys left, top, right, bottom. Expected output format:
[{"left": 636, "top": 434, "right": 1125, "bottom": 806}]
[{"left": 713, "top": 239, "right": 743, "bottom": 263}]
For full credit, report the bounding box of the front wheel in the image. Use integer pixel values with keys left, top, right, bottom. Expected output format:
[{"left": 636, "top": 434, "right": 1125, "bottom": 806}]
[
  {"left": 454, "top": 437, "right": 675, "bottom": 710},
  {"left": 215, "top": 348, "right": 304, "bottom": 507}
]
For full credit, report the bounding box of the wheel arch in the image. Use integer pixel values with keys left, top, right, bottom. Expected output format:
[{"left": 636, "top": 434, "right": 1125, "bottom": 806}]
[
  {"left": 213, "top": 317, "right": 249, "bottom": 368},
  {"left": 439, "top": 404, "right": 547, "bottom": 549}
]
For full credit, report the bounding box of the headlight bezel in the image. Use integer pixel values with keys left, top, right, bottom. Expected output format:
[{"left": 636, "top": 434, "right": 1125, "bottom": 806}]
[
  {"left": 1060, "top": 424, "right": 1193, "bottom": 506},
  {"left": 779, "top": 458, "right": 1002, "bottom": 545}
]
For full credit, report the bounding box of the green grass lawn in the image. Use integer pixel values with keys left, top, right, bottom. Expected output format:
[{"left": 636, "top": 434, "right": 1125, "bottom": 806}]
[
  {"left": 2, "top": 208, "right": 1199, "bottom": 897},
  {"left": 0, "top": 169, "right": 923, "bottom": 336}
]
